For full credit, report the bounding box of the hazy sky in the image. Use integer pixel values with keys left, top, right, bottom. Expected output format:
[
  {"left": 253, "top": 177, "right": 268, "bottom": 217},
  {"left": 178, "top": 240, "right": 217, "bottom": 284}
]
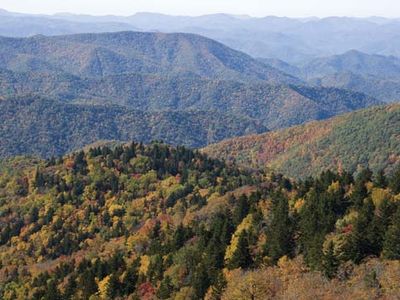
[{"left": 1, "top": 0, "right": 399, "bottom": 17}]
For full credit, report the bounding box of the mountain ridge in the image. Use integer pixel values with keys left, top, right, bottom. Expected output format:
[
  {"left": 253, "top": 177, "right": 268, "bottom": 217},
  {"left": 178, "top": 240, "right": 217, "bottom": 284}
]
[{"left": 0, "top": 31, "right": 300, "bottom": 84}]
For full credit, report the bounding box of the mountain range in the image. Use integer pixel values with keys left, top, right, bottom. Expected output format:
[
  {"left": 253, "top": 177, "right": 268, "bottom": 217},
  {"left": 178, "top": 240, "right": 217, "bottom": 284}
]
[
  {"left": 1, "top": 8, "right": 400, "bottom": 300},
  {"left": 0, "top": 31, "right": 381, "bottom": 157},
  {"left": 261, "top": 50, "right": 400, "bottom": 103},
  {"left": 3, "top": 10, "right": 400, "bottom": 63}
]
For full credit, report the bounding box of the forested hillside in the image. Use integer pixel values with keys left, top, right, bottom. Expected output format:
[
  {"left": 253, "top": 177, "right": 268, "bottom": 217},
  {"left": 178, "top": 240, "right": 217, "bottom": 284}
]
[
  {"left": 1, "top": 142, "right": 400, "bottom": 299},
  {"left": 0, "top": 97, "right": 266, "bottom": 157},
  {"left": 204, "top": 104, "right": 400, "bottom": 178},
  {"left": 0, "top": 71, "right": 379, "bottom": 130}
]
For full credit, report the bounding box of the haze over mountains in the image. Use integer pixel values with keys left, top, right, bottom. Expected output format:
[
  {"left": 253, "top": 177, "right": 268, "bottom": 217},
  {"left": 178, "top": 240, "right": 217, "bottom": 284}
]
[
  {"left": 264, "top": 50, "right": 400, "bottom": 102},
  {"left": 0, "top": 31, "right": 381, "bottom": 157},
  {"left": 2, "top": 9, "right": 400, "bottom": 63},
  {"left": 2, "top": 9, "right": 400, "bottom": 103}
]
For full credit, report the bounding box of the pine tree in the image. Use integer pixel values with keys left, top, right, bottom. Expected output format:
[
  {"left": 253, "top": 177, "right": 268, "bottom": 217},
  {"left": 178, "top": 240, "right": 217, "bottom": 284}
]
[
  {"left": 299, "top": 189, "right": 338, "bottom": 269},
  {"left": 348, "top": 198, "right": 378, "bottom": 263},
  {"left": 33, "top": 167, "right": 45, "bottom": 188},
  {"left": 122, "top": 258, "right": 140, "bottom": 295},
  {"left": 192, "top": 262, "right": 211, "bottom": 299},
  {"left": 106, "top": 273, "right": 119, "bottom": 299},
  {"left": 265, "top": 192, "right": 293, "bottom": 262},
  {"left": 351, "top": 179, "right": 369, "bottom": 208},
  {"left": 72, "top": 150, "right": 88, "bottom": 175},
  {"left": 79, "top": 269, "right": 97, "bottom": 299},
  {"left": 173, "top": 224, "right": 186, "bottom": 250},
  {"left": 382, "top": 205, "right": 400, "bottom": 259},
  {"left": 233, "top": 195, "right": 249, "bottom": 226}
]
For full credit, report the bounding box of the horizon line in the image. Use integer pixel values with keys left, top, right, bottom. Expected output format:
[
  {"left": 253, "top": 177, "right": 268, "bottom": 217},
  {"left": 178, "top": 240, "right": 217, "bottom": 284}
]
[{"left": 1, "top": 8, "right": 399, "bottom": 20}]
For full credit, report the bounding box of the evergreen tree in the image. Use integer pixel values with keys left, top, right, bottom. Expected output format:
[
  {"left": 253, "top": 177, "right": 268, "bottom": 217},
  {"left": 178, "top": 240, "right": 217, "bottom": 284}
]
[
  {"left": 33, "top": 167, "right": 45, "bottom": 188},
  {"left": 122, "top": 259, "right": 140, "bottom": 295},
  {"left": 350, "top": 179, "right": 369, "bottom": 208},
  {"left": 233, "top": 195, "right": 249, "bottom": 226},
  {"left": 106, "top": 273, "right": 119, "bottom": 299},
  {"left": 63, "top": 275, "right": 77, "bottom": 300},
  {"left": 172, "top": 224, "right": 186, "bottom": 250},
  {"left": 348, "top": 198, "right": 379, "bottom": 263},
  {"left": 72, "top": 151, "right": 88, "bottom": 175},
  {"left": 382, "top": 205, "right": 400, "bottom": 259},
  {"left": 192, "top": 262, "right": 211, "bottom": 299},
  {"left": 79, "top": 269, "right": 97, "bottom": 299},
  {"left": 265, "top": 192, "right": 293, "bottom": 262},
  {"left": 299, "top": 189, "right": 339, "bottom": 269}
]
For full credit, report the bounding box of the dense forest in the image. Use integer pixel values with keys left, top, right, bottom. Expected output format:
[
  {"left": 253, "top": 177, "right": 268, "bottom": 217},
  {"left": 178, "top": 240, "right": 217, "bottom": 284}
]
[
  {"left": 0, "top": 96, "right": 266, "bottom": 157},
  {"left": 1, "top": 141, "right": 400, "bottom": 299},
  {"left": 0, "top": 70, "right": 378, "bottom": 130},
  {"left": 204, "top": 103, "right": 400, "bottom": 179}
]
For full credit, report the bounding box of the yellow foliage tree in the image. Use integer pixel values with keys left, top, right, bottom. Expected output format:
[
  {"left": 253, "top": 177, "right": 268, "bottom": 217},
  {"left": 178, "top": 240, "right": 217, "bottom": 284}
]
[{"left": 225, "top": 214, "right": 253, "bottom": 262}]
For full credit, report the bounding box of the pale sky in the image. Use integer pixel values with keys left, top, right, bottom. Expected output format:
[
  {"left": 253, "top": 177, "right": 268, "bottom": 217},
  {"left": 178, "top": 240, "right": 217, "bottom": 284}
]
[{"left": 0, "top": 0, "right": 399, "bottom": 18}]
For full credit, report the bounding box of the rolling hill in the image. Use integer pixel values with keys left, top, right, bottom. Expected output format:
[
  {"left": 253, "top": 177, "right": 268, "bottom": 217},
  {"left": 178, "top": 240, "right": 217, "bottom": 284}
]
[{"left": 203, "top": 104, "right": 400, "bottom": 178}]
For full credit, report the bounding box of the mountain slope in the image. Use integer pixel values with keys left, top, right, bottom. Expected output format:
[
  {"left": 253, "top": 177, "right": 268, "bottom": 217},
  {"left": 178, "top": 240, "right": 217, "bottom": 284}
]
[
  {"left": 0, "top": 31, "right": 299, "bottom": 84},
  {"left": 0, "top": 97, "right": 266, "bottom": 157},
  {"left": 1, "top": 141, "right": 400, "bottom": 299},
  {"left": 203, "top": 104, "right": 400, "bottom": 178},
  {"left": 0, "top": 69, "right": 380, "bottom": 130}
]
